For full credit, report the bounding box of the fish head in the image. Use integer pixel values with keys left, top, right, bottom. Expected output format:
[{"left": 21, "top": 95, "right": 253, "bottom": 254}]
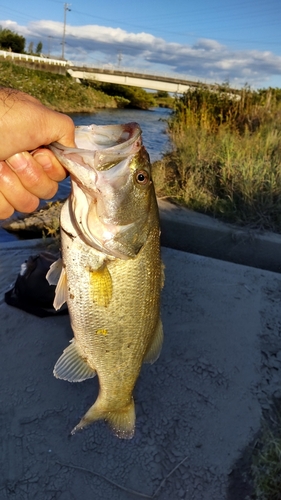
[{"left": 49, "top": 123, "right": 157, "bottom": 259}]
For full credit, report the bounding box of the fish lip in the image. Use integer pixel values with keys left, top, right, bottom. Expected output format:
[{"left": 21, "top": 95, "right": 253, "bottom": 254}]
[{"left": 49, "top": 122, "right": 142, "bottom": 173}]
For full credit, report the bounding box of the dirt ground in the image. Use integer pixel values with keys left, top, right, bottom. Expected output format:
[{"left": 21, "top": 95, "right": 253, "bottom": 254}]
[{"left": 0, "top": 240, "right": 281, "bottom": 500}]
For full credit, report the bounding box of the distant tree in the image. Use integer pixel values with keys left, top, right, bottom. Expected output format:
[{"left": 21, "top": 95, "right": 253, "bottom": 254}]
[
  {"left": 98, "top": 83, "right": 156, "bottom": 110},
  {"left": 157, "top": 90, "right": 169, "bottom": 98},
  {"left": 0, "top": 29, "right": 25, "bottom": 53},
  {"left": 35, "top": 41, "right": 43, "bottom": 55},
  {"left": 28, "top": 42, "right": 34, "bottom": 54}
]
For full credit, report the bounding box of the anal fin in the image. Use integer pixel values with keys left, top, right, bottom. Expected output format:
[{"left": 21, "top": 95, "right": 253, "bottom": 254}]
[
  {"left": 54, "top": 339, "right": 96, "bottom": 382},
  {"left": 143, "top": 318, "right": 163, "bottom": 364}
]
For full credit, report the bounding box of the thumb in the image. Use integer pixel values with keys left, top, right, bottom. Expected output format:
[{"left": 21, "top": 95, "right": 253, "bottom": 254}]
[{"left": 45, "top": 112, "right": 76, "bottom": 148}]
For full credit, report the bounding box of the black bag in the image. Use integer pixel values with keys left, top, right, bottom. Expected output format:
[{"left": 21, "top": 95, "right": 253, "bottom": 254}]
[{"left": 5, "top": 251, "right": 68, "bottom": 318}]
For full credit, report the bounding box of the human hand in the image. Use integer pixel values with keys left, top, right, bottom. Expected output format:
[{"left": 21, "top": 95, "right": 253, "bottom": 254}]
[{"left": 0, "top": 88, "right": 75, "bottom": 219}]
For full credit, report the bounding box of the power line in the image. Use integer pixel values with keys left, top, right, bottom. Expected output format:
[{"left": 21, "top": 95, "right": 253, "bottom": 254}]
[{"left": 0, "top": 2, "right": 280, "bottom": 52}]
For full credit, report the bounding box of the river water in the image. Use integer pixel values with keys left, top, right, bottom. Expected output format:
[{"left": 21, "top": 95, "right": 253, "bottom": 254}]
[{"left": 0, "top": 107, "right": 172, "bottom": 243}]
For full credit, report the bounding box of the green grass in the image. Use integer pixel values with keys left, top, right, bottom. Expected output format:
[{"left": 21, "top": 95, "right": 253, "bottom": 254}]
[
  {"left": 0, "top": 60, "right": 118, "bottom": 112},
  {"left": 154, "top": 84, "right": 281, "bottom": 233},
  {"left": 88, "top": 82, "right": 157, "bottom": 110},
  {"left": 250, "top": 401, "right": 281, "bottom": 500},
  {"left": 252, "top": 435, "right": 281, "bottom": 499},
  {"left": 0, "top": 60, "right": 163, "bottom": 111}
]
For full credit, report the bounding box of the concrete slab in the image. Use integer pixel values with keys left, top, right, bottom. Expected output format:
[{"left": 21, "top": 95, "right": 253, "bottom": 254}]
[
  {"left": 0, "top": 240, "right": 280, "bottom": 499},
  {"left": 159, "top": 199, "right": 281, "bottom": 273}
]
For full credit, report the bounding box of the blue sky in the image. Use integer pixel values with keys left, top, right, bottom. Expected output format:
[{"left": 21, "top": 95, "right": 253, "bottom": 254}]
[{"left": 0, "top": 0, "right": 280, "bottom": 88}]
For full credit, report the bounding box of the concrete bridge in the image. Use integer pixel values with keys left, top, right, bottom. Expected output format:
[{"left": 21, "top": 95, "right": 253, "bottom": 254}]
[
  {"left": 0, "top": 49, "right": 215, "bottom": 93},
  {"left": 67, "top": 66, "right": 212, "bottom": 93}
]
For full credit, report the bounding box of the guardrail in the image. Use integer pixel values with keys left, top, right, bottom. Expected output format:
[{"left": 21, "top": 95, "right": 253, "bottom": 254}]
[{"left": 0, "top": 50, "right": 68, "bottom": 66}]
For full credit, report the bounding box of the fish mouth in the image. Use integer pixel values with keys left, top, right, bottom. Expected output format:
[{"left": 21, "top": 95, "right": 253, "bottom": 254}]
[{"left": 49, "top": 122, "right": 142, "bottom": 174}]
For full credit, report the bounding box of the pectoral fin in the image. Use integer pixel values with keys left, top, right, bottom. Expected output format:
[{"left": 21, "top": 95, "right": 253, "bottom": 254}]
[
  {"left": 143, "top": 318, "right": 163, "bottom": 364},
  {"left": 90, "top": 264, "right": 112, "bottom": 307},
  {"left": 46, "top": 258, "right": 67, "bottom": 310},
  {"left": 54, "top": 339, "right": 96, "bottom": 382},
  {"left": 46, "top": 258, "right": 63, "bottom": 285}
]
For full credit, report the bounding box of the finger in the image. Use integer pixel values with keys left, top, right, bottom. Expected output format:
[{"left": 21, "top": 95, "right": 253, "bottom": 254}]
[
  {"left": 0, "top": 161, "right": 40, "bottom": 213},
  {"left": 6, "top": 152, "right": 59, "bottom": 200},
  {"left": 0, "top": 191, "right": 15, "bottom": 219},
  {"left": 53, "top": 113, "right": 76, "bottom": 148},
  {"left": 32, "top": 149, "right": 68, "bottom": 182},
  {"left": 33, "top": 110, "right": 75, "bottom": 150}
]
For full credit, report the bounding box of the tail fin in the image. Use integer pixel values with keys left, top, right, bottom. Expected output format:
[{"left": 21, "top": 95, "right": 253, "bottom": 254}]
[{"left": 71, "top": 398, "right": 135, "bottom": 439}]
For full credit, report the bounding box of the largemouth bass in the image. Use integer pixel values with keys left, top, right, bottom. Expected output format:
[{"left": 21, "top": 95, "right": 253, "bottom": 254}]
[{"left": 48, "top": 122, "right": 164, "bottom": 439}]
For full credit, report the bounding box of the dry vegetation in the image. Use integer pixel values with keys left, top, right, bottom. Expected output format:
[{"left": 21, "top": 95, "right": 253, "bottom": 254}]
[{"left": 154, "top": 84, "right": 281, "bottom": 232}]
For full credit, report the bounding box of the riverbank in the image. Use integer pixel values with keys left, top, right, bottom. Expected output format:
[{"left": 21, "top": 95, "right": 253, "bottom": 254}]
[
  {"left": 0, "top": 60, "right": 118, "bottom": 112},
  {"left": 0, "top": 60, "right": 173, "bottom": 112}
]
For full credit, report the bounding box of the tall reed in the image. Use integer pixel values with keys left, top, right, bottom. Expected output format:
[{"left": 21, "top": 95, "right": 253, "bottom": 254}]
[{"left": 155, "top": 85, "right": 281, "bottom": 232}]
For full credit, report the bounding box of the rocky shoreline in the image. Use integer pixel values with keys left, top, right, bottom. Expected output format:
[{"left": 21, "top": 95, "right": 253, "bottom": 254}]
[{"left": 1, "top": 200, "right": 64, "bottom": 239}]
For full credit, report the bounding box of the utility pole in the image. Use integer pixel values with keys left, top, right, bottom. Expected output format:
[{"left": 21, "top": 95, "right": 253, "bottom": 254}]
[
  {"left": 117, "top": 52, "right": 122, "bottom": 68},
  {"left": 48, "top": 35, "right": 53, "bottom": 58},
  {"left": 62, "top": 3, "right": 71, "bottom": 60}
]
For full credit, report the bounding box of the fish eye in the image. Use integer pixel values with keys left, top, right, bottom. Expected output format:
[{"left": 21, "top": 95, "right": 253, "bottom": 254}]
[{"left": 136, "top": 170, "right": 149, "bottom": 185}]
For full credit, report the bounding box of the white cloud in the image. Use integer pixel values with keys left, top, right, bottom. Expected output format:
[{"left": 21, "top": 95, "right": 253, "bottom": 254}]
[{"left": 1, "top": 19, "right": 281, "bottom": 87}]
